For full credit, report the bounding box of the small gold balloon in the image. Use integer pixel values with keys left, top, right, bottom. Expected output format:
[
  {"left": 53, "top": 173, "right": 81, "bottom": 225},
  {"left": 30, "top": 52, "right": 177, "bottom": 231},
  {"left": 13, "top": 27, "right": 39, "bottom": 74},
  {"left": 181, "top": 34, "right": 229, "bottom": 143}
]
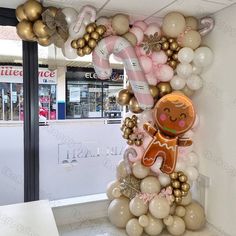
[
  {"left": 168, "top": 60, "right": 177, "bottom": 69},
  {"left": 170, "top": 41, "right": 179, "bottom": 51},
  {"left": 172, "top": 53, "right": 178, "bottom": 61},
  {"left": 178, "top": 171, "right": 184, "bottom": 177},
  {"left": 88, "top": 39, "right": 97, "bottom": 49},
  {"left": 91, "top": 31, "right": 100, "bottom": 40},
  {"left": 127, "top": 121, "right": 135, "bottom": 128},
  {"left": 179, "top": 175, "right": 188, "bottom": 183},
  {"left": 16, "top": 4, "right": 28, "bottom": 22},
  {"left": 37, "top": 36, "right": 51, "bottom": 46},
  {"left": 77, "top": 38, "right": 86, "bottom": 48},
  {"left": 77, "top": 48, "right": 85, "bottom": 57},
  {"left": 46, "top": 6, "right": 58, "bottom": 17},
  {"left": 23, "top": 0, "right": 43, "bottom": 22},
  {"left": 135, "top": 140, "right": 142, "bottom": 146},
  {"left": 166, "top": 49, "right": 173, "bottom": 56},
  {"left": 83, "top": 33, "right": 90, "bottom": 42},
  {"left": 126, "top": 82, "right": 133, "bottom": 94},
  {"left": 132, "top": 115, "right": 138, "bottom": 121},
  {"left": 123, "top": 133, "right": 130, "bottom": 139},
  {"left": 162, "top": 41, "right": 169, "bottom": 50},
  {"left": 125, "top": 117, "right": 131, "bottom": 125},
  {"left": 170, "top": 172, "right": 178, "bottom": 180},
  {"left": 83, "top": 45, "right": 92, "bottom": 55},
  {"left": 96, "top": 25, "right": 106, "bottom": 35},
  {"left": 86, "top": 24, "right": 95, "bottom": 34},
  {"left": 124, "top": 127, "right": 132, "bottom": 135},
  {"left": 181, "top": 190, "right": 188, "bottom": 197},
  {"left": 127, "top": 139, "right": 134, "bottom": 145},
  {"left": 157, "top": 82, "right": 172, "bottom": 97},
  {"left": 161, "top": 36, "right": 167, "bottom": 42},
  {"left": 168, "top": 38, "right": 174, "bottom": 43},
  {"left": 16, "top": 20, "right": 36, "bottom": 41},
  {"left": 181, "top": 183, "right": 190, "bottom": 192},
  {"left": 175, "top": 197, "right": 182, "bottom": 204},
  {"left": 149, "top": 85, "right": 159, "bottom": 98},
  {"left": 129, "top": 97, "right": 143, "bottom": 114},
  {"left": 33, "top": 20, "right": 49, "bottom": 38},
  {"left": 172, "top": 180, "right": 181, "bottom": 189},
  {"left": 174, "top": 189, "right": 182, "bottom": 197},
  {"left": 116, "top": 89, "right": 132, "bottom": 106},
  {"left": 71, "top": 40, "right": 78, "bottom": 49}
]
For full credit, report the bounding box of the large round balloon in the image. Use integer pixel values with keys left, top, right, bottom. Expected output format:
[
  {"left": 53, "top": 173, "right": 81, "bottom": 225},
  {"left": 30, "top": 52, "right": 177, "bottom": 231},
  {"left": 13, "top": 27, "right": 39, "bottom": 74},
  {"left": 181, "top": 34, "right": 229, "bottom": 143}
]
[
  {"left": 144, "top": 213, "right": 164, "bottom": 235},
  {"left": 106, "top": 180, "right": 120, "bottom": 200},
  {"left": 167, "top": 216, "right": 186, "bottom": 236},
  {"left": 162, "top": 12, "right": 186, "bottom": 37},
  {"left": 129, "top": 196, "right": 148, "bottom": 217},
  {"left": 126, "top": 218, "right": 143, "bottom": 236},
  {"left": 140, "top": 176, "right": 161, "bottom": 194},
  {"left": 193, "top": 47, "right": 213, "bottom": 67},
  {"left": 149, "top": 196, "right": 170, "bottom": 219},
  {"left": 181, "top": 30, "right": 201, "bottom": 49},
  {"left": 23, "top": 0, "right": 43, "bottom": 22}
]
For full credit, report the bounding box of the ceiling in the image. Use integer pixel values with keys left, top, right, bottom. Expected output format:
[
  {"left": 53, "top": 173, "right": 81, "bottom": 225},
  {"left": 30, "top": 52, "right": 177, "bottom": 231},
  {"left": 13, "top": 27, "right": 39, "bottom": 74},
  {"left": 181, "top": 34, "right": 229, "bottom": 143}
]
[{"left": 1, "top": 0, "right": 236, "bottom": 21}]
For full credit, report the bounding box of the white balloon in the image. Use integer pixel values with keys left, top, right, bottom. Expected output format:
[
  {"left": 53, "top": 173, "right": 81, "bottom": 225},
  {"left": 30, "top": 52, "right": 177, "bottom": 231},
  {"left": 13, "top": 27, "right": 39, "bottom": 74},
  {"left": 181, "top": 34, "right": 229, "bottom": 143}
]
[
  {"left": 178, "top": 47, "right": 194, "bottom": 64},
  {"left": 158, "top": 173, "right": 171, "bottom": 187},
  {"left": 139, "top": 215, "right": 149, "bottom": 227},
  {"left": 192, "top": 113, "right": 200, "bottom": 130},
  {"left": 126, "top": 218, "right": 143, "bottom": 236},
  {"left": 132, "top": 162, "right": 150, "bottom": 179},
  {"left": 62, "top": 8, "right": 78, "bottom": 25},
  {"left": 170, "top": 75, "right": 186, "bottom": 90},
  {"left": 187, "top": 152, "right": 199, "bottom": 167},
  {"left": 116, "top": 160, "right": 128, "bottom": 179},
  {"left": 144, "top": 213, "right": 164, "bottom": 235},
  {"left": 149, "top": 196, "right": 170, "bottom": 219},
  {"left": 62, "top": 38, "right": 78, "bottom": 59},
  {"left": 192, "top": 63, "right": 203, "bottom": 74},
  {"left": 193, "top": 47, "right": 213, "bottom": 67},
  {"left": 106, "top": 180, "right": 120, "bottom": 200},
  {"left": 175, "top": 160, "right": 187, "bottom": 172},
  {"left": 176, "top": 63, "right": 193, "bottom": 79},
  {"left": 185, "top": 166, "right": 199, "bottom": 181},
  {"left": 129, "top": 196, "right": 148, "bottom": 217},
  {"left": 186, "top": 74, "right": 203, "bottom": 90},
  {"left": 140, "top": 176, "right": 161, "bottom": 194}
]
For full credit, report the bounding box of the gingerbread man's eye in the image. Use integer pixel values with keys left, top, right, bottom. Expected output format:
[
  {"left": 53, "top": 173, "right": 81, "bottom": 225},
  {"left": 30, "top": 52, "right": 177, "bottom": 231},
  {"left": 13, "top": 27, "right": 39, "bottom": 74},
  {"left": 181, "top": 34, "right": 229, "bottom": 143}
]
[
  {"left": 180, "top": 113, "right": 187, "bottom": 119},
  {"left": 164, "top": 107, "right": 170, "bottom": 112}
]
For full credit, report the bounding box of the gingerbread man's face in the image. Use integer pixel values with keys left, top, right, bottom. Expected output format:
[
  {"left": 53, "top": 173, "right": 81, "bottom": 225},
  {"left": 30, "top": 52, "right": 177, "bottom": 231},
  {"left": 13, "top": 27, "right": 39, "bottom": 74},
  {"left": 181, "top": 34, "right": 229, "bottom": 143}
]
[{"left": 154, "top": 93, "right": 195, "bottom": 136}]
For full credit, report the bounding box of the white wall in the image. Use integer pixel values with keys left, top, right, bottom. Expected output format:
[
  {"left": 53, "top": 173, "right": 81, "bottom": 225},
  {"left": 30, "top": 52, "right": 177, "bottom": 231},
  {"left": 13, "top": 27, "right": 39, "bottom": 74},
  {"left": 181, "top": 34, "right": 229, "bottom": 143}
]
[{"left": 193, "top": 5, "right": 236, "bottom": 235}]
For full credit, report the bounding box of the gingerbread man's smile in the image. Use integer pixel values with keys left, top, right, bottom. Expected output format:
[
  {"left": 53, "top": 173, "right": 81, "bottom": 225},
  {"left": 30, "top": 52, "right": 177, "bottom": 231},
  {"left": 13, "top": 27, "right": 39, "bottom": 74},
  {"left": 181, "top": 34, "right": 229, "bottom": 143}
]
[{"left": 169, "top": 116, "right": 177, "bottom": 122}]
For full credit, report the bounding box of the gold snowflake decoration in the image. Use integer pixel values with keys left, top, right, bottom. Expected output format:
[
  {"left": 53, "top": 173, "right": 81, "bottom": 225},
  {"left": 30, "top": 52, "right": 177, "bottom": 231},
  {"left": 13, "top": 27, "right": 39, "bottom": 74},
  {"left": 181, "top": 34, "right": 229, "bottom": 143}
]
[{"left": 141, "top": 32, "right": 162, "bottom": 54}]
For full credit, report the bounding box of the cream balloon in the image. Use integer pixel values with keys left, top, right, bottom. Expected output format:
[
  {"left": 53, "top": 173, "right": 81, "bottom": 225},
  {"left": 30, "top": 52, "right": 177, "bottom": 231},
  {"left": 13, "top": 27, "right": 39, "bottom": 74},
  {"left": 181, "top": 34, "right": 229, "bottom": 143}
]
[
  {"left": 187, "top": 152, "right": 199, "bottom": 167},
  {"left": 175, "top": 206, "right": 186, "bottom": 217},
  {"left": 178, "top": 47, "right": 194, "bottom": 64},
  {"left": 140, "top": 176, "right": 161, "bottom": 194},
  {"left": 138, "top": 215, "right": 149, "bottom": 227},
  {"left": 183, "top": 202, "right": 206, "bottom": 230},
  {"left": 185, "top": 16, "right": 198, "bottom": 30},
  {"left": 185, "top": 166, "right": 199, "bottom": 181},
  {"left": 192, "top": 63, "right": 203, "bottom": 74},
  {"left": 181, "top": 85, "right": 194, "bottom": 97},
  {"left": 129, "top": 196, "right": 148, "bottom": 217},
  {"left": 62, "top": 37, "right": 78, "bottom": 59},
  {"left": 132, "top": 162, "right": 150, "bottom": 179},
  {"left": 170, "top": 75, "right": 186, "bottom": 90},
  {"left": 116, "top": 160, "right": 128, "bottom": 179},
  {"left": 163, "top": 215, "right": 174, "bottom": 226},
  {"left": 186, "top": 74, "right": 203, "bottom": 90},
  {"left": 158, "top": 173, "right": 171, "bottom": 187},
  {"left": 193, "top": 47, "right": 213, "bottom": 67},
  {"left": 181, "top": 30, "right": 201, "bottom": 49},
  {"left": 176, "top": 63, "right": 193, "bottom": 79},
  {"left": 162, "top": 12, "right": 186, "bottom": 37},
  {"left": 167, "top": 216, "right": 186, "bottom": 236},
  {"left": 179, "top": 192, "right": 192, "bottom": 206},
  {"left": 108, "top": 197, "right": 133, "bottom": 228},
  {"left": 144, "top": 213, "right": 164, "bottom": 236},
  {"left": 106, "top": 180, "right": 120, "bottom": 200},
  {"left": 149, "top": 196, "right": 170, "bottom": 219},
  {"left": 126, "top": 218, "right": 143, "bottom": 236},
  {"left": 62, "top": 8, "right": 78, "bottom": 25},
  {"left": 112, "top": 187, "right": 122, "bottom": 198}
]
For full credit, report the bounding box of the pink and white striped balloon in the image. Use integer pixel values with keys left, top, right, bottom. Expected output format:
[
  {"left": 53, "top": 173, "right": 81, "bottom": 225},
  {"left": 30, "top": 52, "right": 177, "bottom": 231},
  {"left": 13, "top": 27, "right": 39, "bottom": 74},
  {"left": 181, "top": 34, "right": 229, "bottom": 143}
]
[{"left": 92, "top": 35, "right": 154, "bottom": 110}]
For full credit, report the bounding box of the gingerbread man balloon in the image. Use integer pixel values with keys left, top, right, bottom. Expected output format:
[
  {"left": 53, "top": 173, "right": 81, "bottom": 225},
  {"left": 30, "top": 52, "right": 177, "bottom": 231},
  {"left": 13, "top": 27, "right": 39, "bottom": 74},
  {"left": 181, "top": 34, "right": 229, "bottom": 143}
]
[{"left": 141, "top": 92, "right": 196, "bottom": 174}]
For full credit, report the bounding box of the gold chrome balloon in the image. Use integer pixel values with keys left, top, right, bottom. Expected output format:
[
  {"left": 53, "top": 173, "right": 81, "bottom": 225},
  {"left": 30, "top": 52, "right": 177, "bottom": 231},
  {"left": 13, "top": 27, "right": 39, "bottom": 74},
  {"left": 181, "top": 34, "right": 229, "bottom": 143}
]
[
  {"left": 77, "top": 48, "right": 85, "bottom": 57},
  {"left": 174, "top": 189, "right": 182, "bottom": 197},
  {"left": 23, "top": 0, "right": 43, "bottom": 22},
  {"left": 16, "top": 20, "right": 36, "bottom": 41},
  {"left": 128, "top": 97, "right": 143, "bottom": 114},
  {"left": 149, "top": 85, "right": 159, "bottom": 98},
  {"left": 168, "top": 60, "right": 177, "bottom": 69},
  {"left": 170, "top": 172, "right": 178, "bottom": 180},
  {"left": 135, "top": 140, "right": 142, "bottom": 146},
  {"left": 172, "top": 53, "right": 178, "bottom": 61},
  {"left": 162, "top": 41, "right": 169, "bottom": 50},
  {"left": 166, "top": 49, "right": 173, "bottom": 57},
  {"left": 170, "top": 41, "right": 179, "bottom": 51},
  {"left": 181, "top": 183, "right": 190, "bottom": 192},
  {"left": 83, "top": 45, "right": 92, "bottom": 55},
  {"left": 175, "top": 197, "right": 182, "bottom": 204},
  {"left": 116, "top": 89, "right": 132, "bottom": 106},
  {"left": 33, "top": 20, "right": 49, "bottom": 38},
  {"left": 37, "top": 36, "right": 51, "bottom": 46},
  {"left": 91, "top": 31, "right": 100, "bottom": 40},
  {"left": 83, "top": 33, "right": 90, "bottom": 42},
  {"left": 124, "top": 127, "right": 132, "bottom": 135},
  {"left": 127, "top": 139, "right": 134, "bottom": 145},
  {"left": 88, "top": 39, "right": 97, "bottom": 49},
  {"left": 161, "top": 36, "right": 167, "bottom": 42},
  {"left": 16, "top": 4, "right": 28, "bottom": 22},
  {"left": 96, "top": 25, "right": 106, "bottom": 35},
  {"left": 157, "top": 82, "right": 172, "bottom": 98},
  {"left": 86, "top": 24, "right": 95, "bottom": 34},
  {"left": 179, "top": 175, "right": 188, "bottom": 183},
  {"left": 77, "top": 38, "right": 86, "bottom": 48},
  {"left": 71, "top": 40, "right": 78, "bottom": 49},
  {"left": 172, "top": 180, "right": 181, "bottom": 189},
  {"left": 46, "top": 6, "right": 58, "bottom": 17}
]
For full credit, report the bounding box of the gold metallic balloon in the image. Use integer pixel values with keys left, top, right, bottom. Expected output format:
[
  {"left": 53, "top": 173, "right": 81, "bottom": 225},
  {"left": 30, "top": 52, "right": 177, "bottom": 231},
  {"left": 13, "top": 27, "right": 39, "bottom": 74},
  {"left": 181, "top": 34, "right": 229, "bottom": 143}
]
[
  {"left": 116, "top": 89, "right": 133, "bottom": 106},
  {"left": 175, "top": 197, "right": 182, "bottom": 204},
  {"left": 179, "top": 175, "right": 188, "bottom": 183},
  {"left": 127, "top": 121, "right": 135, "bottom": 128},
  {"left": 77, "top": 48, "right": 85, "bottom": 57},
  {"left": 135, "top": 140, "right": 142, "bottom": 146},
  {"left": 172, "top": 180, "right": 181, "bottom": 189},
  {"left": 149, "top": 85, "right": 159, "bottom": 98},
  {"left": 83, "top": 45, "right": 92, "bottom": 55},
  {"left": 16, "top": 20, "right": 36, "bottom": 41},
  {"left": 162, "top": 41, "right": 169, "bottom": 50},
  {"left": 23, "top": 0, "right": 43, "bottom": 22},
  {"left": 86, "top": 24, "right": 95, "bottom": 34},
  {"left": 77, "top": 38, "right": 86, "bottom": 48},
  {"left": 131, "top": 115, "right": 137, "bottom": 121},
  {"left": 181, "top": 190, "right": 188, "bottom": 197},
  {"left": 126, "top": 82, "right": 133, "bottom": 94},
  {"left": 172, "top": 53, "right": 178, "bottom": 61},
  {"left": 161, "top": 36, "right": 167, "bottom": 42},
  {"left": 127, "top": 139, "right": 134, "bottom": 145},
  {"left": 174, "top": 189, "right": 182, "bottom": 197},
  {"left": 83, "top": 33, "right": 90, "bottom": 42},
  {"left": 46, "top": 6, "right": 58, "bottom": 17},
  {"left": 33, "top": 20, "right": 49, "bottom": 38},
  {"left": 37, "top": 36, "right": 51, "bottom": 46},
  {"left": 125, "top": 117, "right": 131, "bottom": 125},
  {"left": 157, "top": 82, "right": 172, "bottom": 98},
  {"left": 168, "top": 60, "right": 177, "bottom": 69},
  {"left": 88, "top": 39, "right": 97, "bottom": 49},
  {"left": 124, "top": 127, "right": 132, "bottom": 135},
  {"left": 16, "top": 4, "right": 28, "bottom": 22},
  {"left": 181, "top": 183, "right": 190, "bottom": 192},
  {"left": 123, "top": 133, "right": 129, "bottom": 139},
  {"left": 178, "top": 171, "right": 184, "bottom": 177},
  {"left": 166, "top": 49, "right": 173, "bottom": 56},
  {"left": 96, "top": 25, "right": 106, "bottom": 35},
  {"left": 168, "top": 38, "right": 174, "bottom": 43},
  {"left": 71, "top": 40, "right": 78, "bottom": 49},
  {"left": 170, "top": 172, "right": 178, "bottom": 180},
  {"left": 91, "top": 31, "right": 100, "bottom": 40},
  {"left": 129, "top": 97, "right": 143, "bottom": 114},
  {"left": 170, "top": 41, "right": 179, "bottom": 51}
]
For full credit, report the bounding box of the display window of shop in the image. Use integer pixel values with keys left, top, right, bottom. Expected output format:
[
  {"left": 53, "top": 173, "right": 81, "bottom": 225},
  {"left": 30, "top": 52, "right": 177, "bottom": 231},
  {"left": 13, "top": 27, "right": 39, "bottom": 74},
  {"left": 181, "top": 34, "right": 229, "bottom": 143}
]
[{"left": 66, "top": 67, "right": 124, "bottom": 119}]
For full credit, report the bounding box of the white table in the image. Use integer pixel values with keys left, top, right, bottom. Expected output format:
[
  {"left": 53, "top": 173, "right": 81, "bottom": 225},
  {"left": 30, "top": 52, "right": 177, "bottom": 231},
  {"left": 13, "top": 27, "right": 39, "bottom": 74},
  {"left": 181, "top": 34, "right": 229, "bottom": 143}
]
[{"left": 0, "top": 200, "right": 59, "bottom": 236}]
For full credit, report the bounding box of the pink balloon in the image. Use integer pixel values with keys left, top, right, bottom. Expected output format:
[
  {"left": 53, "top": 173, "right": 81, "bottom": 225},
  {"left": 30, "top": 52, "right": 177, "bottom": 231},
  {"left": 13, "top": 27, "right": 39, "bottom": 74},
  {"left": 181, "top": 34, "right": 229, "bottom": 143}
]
[
  {"left": 145, "top": 71, "right": 158, "bottom": 85},
  {"left": 142, "top": 135, "right": 152, "bottom": 149},
  {"left": 127, "top": 145, "right": 145, "bottom": 163},
  {"left": 154, "top": 64, "right": 174, "bottom": 82},
  {"left": 140, "top": 46, "right": 150, "bottom": 56},
  {"left": 178, "top": 145, "right": 194, "bottom": 158},
  {"left": 130, "top": 27, "right": 144, "bottom": 45},
  {"left": 135, "top": 46, "right": 141, "bottom": 57},
  {"left": 151, "top": 51, "right": 168, "bottom": 65},
  {"left": 144, "top": 23, "right": 161, "bottom": 36},
  {"left": 139, "top": 56, "right": 153, "bottom": 74},
  {"left": 133, "top": 21, "right": 148, "bottom": 31}
]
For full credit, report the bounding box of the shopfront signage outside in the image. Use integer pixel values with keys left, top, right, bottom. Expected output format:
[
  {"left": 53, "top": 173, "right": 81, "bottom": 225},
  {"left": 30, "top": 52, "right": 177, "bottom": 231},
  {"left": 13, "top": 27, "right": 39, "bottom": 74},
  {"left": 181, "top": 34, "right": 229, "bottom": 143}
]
[{"left": 0, "top": 66, "right": 57, "bottom": 84}]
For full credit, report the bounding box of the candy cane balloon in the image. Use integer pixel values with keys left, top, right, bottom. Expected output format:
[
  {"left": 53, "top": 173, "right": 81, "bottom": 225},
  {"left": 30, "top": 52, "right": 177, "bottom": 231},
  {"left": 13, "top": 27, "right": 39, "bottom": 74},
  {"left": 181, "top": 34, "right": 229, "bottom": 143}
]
[
  {"left": 198, "top": 17, "right": 215, "bottom": 37},
  {"left": 92, "top": 36, "right": 154, "bottom": 110},
  {"left": 69, "top": 5, "right": 97, "bottom": 39}
]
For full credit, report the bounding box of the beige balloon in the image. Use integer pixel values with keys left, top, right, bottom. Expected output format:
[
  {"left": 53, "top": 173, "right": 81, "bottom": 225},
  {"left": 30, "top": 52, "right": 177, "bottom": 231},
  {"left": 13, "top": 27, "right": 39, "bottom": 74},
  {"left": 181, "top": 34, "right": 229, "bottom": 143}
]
[
  {"left": 132, "top": 162, "right": 150, "bottom": 179},
  {"left": 179, "top": 191, "right": 192, "bottom": 206},
  {"left": 129, "top": 196, "right": 148, "bottom": 217},
  {"left": 106, "top": 180, "right": 120, "bottom": 200},
  {"left": 126, "top": 218, "right": 143, "bottom": 236},
  {"left": 123, "top": 32, "right": 137, "bottom": 46},
  {"left": 149, "top": 196, "right": 170, "bottom": 219},
  {"left": 183, "top": 201, "right": 206, "bottom": 230},
  {"left": 185, "top": 16, "right": 199, "bottom": 30},
  {"left": 181, "top": 85, "right": 194, "bottom": 97},
  {"left": 112, "top": 14, "right": 130, "bottom": 35},
  {"left": 167, "top": 216, "right": 186, "bottom": 236},
  {"left": 138, "top": 215, "right": 149, "bottom": 227},
  {"left": 144, "top": 213, "right": 164, "bottom": 236},
  {"left": 163, "top": 215, "right": 174, "bottom": 226},
  {"left": 175, "top": 206, "right": 186, "bottom": 217},
  {"left": 162, "top": 12, "right": 186, "bottom": 37},
  {"left": 181, "top": 30, "right": 201, "bottom": 49},
  {"left": 140, "top": 176, "right": 161, "bottom": 194},
  {"left": 116, "top": 160, "right": 128, "bottom": 179},
  {"left": 108, "top": 197, "right": 133, "bottom": 228}
]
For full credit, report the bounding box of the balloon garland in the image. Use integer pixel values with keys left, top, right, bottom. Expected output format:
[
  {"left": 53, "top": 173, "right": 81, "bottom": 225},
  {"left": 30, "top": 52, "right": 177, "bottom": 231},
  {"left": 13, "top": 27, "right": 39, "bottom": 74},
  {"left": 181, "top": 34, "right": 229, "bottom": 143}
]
[{"left": 15, "top": 2, "right": 214, "bottom": 235}]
